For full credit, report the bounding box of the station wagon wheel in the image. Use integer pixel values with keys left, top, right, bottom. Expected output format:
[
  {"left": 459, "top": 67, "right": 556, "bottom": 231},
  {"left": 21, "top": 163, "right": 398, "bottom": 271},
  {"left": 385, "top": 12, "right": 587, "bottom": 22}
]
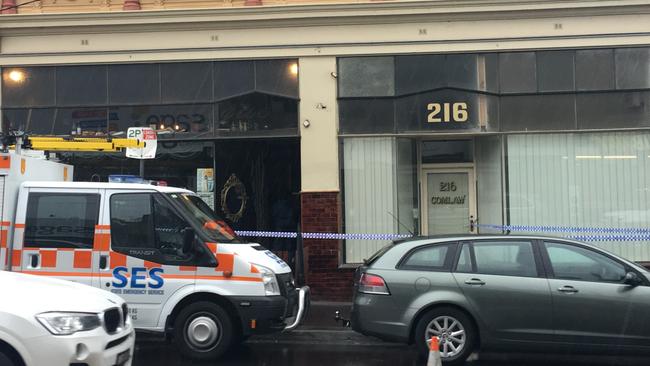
[
  {"left": 426, "top": 316, "right": 466, "bottom": 358},
  {"left": 173, "top": 301, "right": 234, "bottom": 360},
  {"left": 414, "top": 307, "right": 476, "bottom": 365}
]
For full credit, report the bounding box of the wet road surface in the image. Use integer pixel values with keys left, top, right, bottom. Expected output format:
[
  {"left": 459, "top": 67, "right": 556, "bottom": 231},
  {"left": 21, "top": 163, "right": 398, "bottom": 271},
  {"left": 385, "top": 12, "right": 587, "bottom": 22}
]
[{"left": 133, "top": 338, "right": 650, "bottom": 366}]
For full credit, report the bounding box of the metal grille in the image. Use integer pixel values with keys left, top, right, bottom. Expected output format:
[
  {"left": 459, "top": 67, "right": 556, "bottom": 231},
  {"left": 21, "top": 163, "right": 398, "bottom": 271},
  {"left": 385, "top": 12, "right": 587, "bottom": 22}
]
[
  {"left": 276, "top": 273, "right": 297, "bottom": 317},
  {"left": 122, "top": 303, "right": 128, "bottom": 322},
  {"left": 103, "top": 307, "right": 122, "bottom": 334}
]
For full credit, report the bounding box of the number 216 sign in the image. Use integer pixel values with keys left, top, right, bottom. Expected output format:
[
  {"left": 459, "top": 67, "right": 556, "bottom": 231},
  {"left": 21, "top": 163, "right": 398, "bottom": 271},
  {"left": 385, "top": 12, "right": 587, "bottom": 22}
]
[{"left": 427, "top": 102, "right": 468, "bottom": 123}]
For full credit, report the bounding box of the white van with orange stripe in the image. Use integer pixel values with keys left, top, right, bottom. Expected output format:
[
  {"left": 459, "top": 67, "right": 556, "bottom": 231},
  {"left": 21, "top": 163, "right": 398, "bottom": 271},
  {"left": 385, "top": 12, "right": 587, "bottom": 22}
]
[{"left": 0, "top": 152, "right": 309, "bottom": 360}]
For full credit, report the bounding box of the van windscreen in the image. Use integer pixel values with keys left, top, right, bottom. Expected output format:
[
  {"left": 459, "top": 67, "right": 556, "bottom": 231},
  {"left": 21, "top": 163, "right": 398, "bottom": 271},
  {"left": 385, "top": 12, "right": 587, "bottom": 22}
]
[{"left": 167, "top": 193, "right": 241, "bottom": 243}]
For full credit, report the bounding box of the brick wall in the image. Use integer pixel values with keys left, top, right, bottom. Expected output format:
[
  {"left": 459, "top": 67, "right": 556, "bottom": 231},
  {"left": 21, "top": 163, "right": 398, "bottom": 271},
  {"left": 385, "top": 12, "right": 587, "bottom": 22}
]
[{"left": 301, "top": 191, "right": 355, "bottom": 301}]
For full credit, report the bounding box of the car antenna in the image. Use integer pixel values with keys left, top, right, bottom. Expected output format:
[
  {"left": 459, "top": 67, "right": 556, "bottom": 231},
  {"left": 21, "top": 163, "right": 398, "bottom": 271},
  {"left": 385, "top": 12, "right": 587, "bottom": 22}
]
[{"left": 387, "top": 211, "right": 414, "bottom": 236}]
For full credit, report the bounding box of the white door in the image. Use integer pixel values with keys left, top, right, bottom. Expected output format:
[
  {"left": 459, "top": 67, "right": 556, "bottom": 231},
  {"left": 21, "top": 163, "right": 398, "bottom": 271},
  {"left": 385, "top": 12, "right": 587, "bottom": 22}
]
[{"left": 421, "top": 168, "right": 476, "bottom": 235}]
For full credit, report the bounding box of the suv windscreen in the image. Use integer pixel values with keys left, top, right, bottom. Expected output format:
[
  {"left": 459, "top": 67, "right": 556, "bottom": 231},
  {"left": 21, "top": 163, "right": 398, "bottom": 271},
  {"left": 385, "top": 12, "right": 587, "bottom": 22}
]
[{"left": 167, "top": 193, "right": 241, "bottom": 243}]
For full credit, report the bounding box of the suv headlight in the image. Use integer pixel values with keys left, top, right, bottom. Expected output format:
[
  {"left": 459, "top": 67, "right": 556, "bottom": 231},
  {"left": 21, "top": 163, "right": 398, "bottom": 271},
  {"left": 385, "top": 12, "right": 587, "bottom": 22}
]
[
  {"left": 36, "top": 312, "right": 101, "bottom": 335},
  {"left": 254, "top": 264, "right": 281, "bottom": 296}
]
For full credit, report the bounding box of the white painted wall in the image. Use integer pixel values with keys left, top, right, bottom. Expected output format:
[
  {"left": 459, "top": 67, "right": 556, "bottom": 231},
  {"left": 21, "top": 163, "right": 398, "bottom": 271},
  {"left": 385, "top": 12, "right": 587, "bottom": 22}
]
[{"left": 298, "top": 56, "right": 339, "bottom": 192}]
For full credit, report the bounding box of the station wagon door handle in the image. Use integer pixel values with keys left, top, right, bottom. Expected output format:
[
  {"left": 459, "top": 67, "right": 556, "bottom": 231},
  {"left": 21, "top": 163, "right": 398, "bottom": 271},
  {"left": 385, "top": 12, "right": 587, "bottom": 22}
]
[
  {"left": 557, "top": 286, "right": 579, "bottom": 294},
  {"left": 464, "top": 278, "right": 486, "bottom": 286}
]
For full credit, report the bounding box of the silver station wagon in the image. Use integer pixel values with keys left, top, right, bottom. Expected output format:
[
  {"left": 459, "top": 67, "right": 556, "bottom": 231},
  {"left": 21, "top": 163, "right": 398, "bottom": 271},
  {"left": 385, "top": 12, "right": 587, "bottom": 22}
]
[{"left": 350, "top": 235, "right": 650, "bottom": 365}]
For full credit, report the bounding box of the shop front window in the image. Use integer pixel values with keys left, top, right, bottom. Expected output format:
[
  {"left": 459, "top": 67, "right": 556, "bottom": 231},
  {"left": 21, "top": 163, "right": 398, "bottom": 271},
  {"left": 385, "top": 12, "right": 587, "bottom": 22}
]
[
  {"left": 215, "top": 93, "right": 298, "bottom": 137},
  {"left": 1, "top": 59, "right": 299, "bottom": 139},
  {"left": 505, "top": 131, "right": 650, "bottom": 261},
  {"left": 342, "top": 137, "right": 417, "bottom": 263}
]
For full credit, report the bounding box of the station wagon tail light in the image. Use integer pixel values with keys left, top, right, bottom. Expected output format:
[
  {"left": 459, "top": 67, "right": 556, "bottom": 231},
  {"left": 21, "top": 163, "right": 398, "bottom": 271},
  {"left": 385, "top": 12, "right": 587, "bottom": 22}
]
[{"left": 359, "top": 273, "right": 390, "bottom": 295}]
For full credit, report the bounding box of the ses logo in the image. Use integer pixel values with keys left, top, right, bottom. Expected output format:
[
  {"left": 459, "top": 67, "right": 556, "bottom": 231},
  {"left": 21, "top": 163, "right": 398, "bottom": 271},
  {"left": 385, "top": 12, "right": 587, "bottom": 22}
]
[{"left": 110, "top": 267, "right": 165, "bottom": 295}]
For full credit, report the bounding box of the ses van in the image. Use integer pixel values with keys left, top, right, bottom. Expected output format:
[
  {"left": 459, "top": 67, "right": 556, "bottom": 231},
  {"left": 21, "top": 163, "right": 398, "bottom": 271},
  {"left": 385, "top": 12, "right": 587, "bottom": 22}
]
[{"left": 0, "top": 151, "right": 309, "bottom": 360}]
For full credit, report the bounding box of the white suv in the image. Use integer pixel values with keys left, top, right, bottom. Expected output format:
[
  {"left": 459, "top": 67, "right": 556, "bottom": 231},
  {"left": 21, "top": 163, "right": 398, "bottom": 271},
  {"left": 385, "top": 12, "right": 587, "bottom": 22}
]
[{"left": 0, "top": 271, "right": 135, "bottom": 366}]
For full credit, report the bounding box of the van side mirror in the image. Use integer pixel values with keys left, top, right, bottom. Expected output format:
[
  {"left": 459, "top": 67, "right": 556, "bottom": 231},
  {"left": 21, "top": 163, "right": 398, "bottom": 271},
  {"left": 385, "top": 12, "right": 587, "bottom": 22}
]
[
  {"left": 623, "top": 271, "right": 642, "bottom": 286},
  {"left": 182, "top": 228, "right": 195, "bottom": 254}
]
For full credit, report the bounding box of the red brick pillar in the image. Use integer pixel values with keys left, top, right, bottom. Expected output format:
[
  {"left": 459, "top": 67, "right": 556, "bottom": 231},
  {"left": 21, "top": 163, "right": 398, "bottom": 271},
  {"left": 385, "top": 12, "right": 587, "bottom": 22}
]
[
  {"left": 1, "top": 0, "right": 17, "bottom": 14},
  {"left": 301, "top": 192, "right": 355, "bottom": 301},
  {"left": 123, "top": 0, "right": 141, "bottom": 10}
]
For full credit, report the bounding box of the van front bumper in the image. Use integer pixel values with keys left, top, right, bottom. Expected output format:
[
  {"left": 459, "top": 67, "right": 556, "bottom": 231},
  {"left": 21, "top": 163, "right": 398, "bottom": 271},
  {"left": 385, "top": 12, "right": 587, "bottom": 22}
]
[{"left": 230, "top": 286, "right": 310, "bottom": 335}]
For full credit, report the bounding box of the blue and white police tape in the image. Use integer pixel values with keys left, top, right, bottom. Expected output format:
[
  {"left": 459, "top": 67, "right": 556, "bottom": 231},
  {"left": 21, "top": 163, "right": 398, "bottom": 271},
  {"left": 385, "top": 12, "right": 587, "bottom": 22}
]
[
  {"left": 568, "top": 235, "right": 650, "bottom": 242},
  {"left": 234, "top": 230, "right": 411, "bottom": 240},
  {"left": 235, "top": 226, "right": 650, "bottom": 243},
  {"left": 476, "top": 223, "right": 650, "bottom": 234}
]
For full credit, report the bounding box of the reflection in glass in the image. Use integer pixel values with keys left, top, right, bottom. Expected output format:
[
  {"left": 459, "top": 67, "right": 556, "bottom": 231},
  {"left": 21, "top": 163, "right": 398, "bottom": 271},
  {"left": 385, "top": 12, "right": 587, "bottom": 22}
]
[
  {"left": 2, "top": 67, "right": 56, "bottom": 108},
  {"left": 536, "top": 50, "right": 575, "bottom": 92},
  {"left": 108, "top": 104, "right": 213, "bottom": 137},
  {"left": 498, "top": 52, "right": 537, "bottom": 94},
  {"left": 338, "top": 57, "right": 395, "bottom": 97},
  {"left": 255, "top": 59, "right": 299, "bottom": 99},
  {"left": 338, "top": 99, "right": 395, "bottom": 134},
  {"left": 56, "top": 66, "right": 107, "bottom": 106},
  {"left": 2, "top": 108, "right": 56, "bottom": 135},
  {"left": 216, "top": 93, "right": 297, "bottom": 136},
  {"left": 55, "top": 107, "right": 108, "bottom": 136},
  {"left": 500, "top": 94, "right": 576, "bottom": 131},
  {"left": 108, "top": 64, "right": 160, "bottom": 105},
  {"left": 577, "top": 91, "right": 650, "bottom": 129},
  {"left": 615, "top": 48, "right": 650, "bottom": 89},
  {"left": 576, "top": 49, "right": 615, "bottom": 91},
  {"left": 421, "top": 140, "right": 473, "bottom": 164},
  {"left": 161, "top": 62, "right": 213, "bottom": 103}
]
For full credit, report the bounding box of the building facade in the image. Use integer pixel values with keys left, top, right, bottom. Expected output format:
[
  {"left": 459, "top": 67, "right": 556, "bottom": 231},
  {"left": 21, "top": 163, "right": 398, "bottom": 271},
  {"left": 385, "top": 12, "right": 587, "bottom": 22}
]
[{"left": 3, "top": 0, "right": 650, "bottom": 300}]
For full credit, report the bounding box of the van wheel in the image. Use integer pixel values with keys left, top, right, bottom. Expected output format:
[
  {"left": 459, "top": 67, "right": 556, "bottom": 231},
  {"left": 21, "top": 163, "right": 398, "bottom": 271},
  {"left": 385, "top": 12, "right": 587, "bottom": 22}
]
[
  {"left": 173, "top": 301, "right": 234, "bottom": 360},
  {"left": 414, "top": 307, "right": 476, "bottom": 366}
]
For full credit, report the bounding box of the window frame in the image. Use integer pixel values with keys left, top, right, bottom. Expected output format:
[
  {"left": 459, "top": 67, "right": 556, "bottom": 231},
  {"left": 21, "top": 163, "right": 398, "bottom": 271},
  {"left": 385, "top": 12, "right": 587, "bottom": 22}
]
[
  {"left": 24, "top": 191, "right": 100, "bottom": 249},
  {"left": 451, "top": 239, "right": 546, "bottom": 278},
  {"left": 539, "top": 240, "right": 645, "bottom": 285},
  {"left": 396, "top": 241, "right": 459, "bottom": 272}
]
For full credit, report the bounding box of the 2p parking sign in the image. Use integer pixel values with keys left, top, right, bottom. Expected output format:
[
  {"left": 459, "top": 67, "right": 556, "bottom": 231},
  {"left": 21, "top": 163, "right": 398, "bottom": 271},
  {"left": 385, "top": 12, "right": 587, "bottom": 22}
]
[{"left": 126, "top": 127, "right": 158, "bottom": 159}]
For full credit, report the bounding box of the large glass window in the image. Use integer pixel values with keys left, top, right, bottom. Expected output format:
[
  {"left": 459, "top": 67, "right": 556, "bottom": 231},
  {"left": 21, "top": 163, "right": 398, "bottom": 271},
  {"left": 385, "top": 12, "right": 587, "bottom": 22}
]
[
  {"left": 537, "top": 50, "right": 575, "bottom": 92},
  {"left": 24, "top": 193, "right": 100, "bottom": 249},
  {"left": 1, "top": 67, "right": 55, "bottom": 108},
  {"left": 506, "top": 131, "right": 650, "bottom": 261},
  {"left": 56, "top": 66, "right": 108, "bottom": 106},
  {"left": 576, "top": 49, "right": 615, "bottom": 91},
  {"left": 1, "top": 59, "right": 299, "bottom": 138},
  {"left": 338, "top": 57, "right": 395, "bottom": 98},
  {"left": 108, "top": 64, "right": 161, "bottom": 105},
  {"left": 161, "top": 62, "right": 213, "bottom": 103},
  {"left": 615, "top": 48, "right": 650, "bottom": 90},
  {"left": 337, "top": 47, "right": 650, "bottom": 135},
  {"left": 498, "top": 52, "right": 537, "bottom": 94}
]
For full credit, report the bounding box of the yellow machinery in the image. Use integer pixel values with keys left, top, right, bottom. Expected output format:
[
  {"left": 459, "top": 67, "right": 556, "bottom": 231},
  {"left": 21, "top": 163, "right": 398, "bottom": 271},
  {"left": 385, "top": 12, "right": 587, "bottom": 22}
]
[
  {"left": 1, "top": 133, "right": 146, "bottom": 153},
  {"left": 24, "top": 136, "right": 145, "bottom": 152}
]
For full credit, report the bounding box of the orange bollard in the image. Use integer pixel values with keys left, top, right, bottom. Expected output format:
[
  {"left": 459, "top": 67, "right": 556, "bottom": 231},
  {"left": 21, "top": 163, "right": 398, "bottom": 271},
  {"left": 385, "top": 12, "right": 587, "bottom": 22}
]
[{"left": 426, "top": 336, "right": 442, "bottom": 366}]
